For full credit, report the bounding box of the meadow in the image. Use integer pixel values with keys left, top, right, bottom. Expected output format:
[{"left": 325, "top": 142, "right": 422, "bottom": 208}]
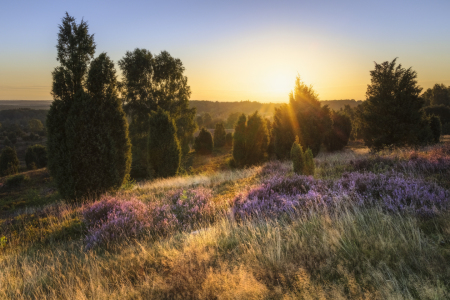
[{"left": 0, "top": 140, "right": 450, "bottom": 299}]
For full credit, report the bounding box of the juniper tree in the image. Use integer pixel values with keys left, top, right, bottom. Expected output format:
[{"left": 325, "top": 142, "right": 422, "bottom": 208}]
[
  {"left": 213, "top": 123, "right": 226, "bottom": 148},
  {"left": 119, "top": 49, "right": 196, "bottom": 177},
  {"left": 303, "top": 148, "right": 315, "bottom": 176},
  {"left": 148, "top": 108, "right": 181, "bottom": 178},
  {"left": 290, "top": 136, "right": 305, "bottom": 174},
  {"left": 324, "top": 111, "right": 352, "bottom": 151},
  {"left": 232, "top": 114, "right": 247, "bottom": 166},
  {"left": 25, "top": 144, "right": 47, "bottom": 170},
  {"left": 232, "top": 112, "right": 269, "bottom": 167},
  {"left": 361, "top": 58, "right": 432, "bottom": 150},
  {"left": 47, "top": 14, "right": 131, "bottom": 200},
  {"left": 0, "top": 146, "right": 19, "bottom": 176},
  {"left": 273, "top": 76, "right": 331, "bottom": 158},
  {"left": 225, "top": 132, "right": 233, "bottom": 147},
  {"left": 429, "top": 115, "right": 442, "bottom": 143},
  {"left": 194, "top": 128, "right": 213, "bottom": 154},
  {"left": 244, "top": 111, "right": 269, "bottom": 165}
]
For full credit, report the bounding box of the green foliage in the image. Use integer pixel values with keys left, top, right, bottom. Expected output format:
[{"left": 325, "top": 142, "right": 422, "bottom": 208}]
[
  {"left": 225, "top": 112, "right": 241, "bottom": 129},
  {"left": 245, "top": 112, "right": 269, "bottom": 165},
  {"left": 25, "top": 144, "right": 47, "bottom": 170},
  {"left": 273, "top": 76, "right": 331, "bottom": 159},
  {"left": 273, "top": 104, "right": 295, "bottom": 160},
  {"left": 148, "top": 108, "right": 181, "bottom": 178},
  {"left": 303, "top": 148, "right": 315, "bottom": 175},
  {"left": 0, "top": 146, "right": 19, "bottom": 176},
  {"left": 232, "top": 112, "right": 269, "bottom": 167},
  {"left": 421, "top": 105, "right": 450, "bottom": 134},
  {"left": 324, "top": 111, "right": 352, "bottom": 151},
  {"left": 421, "top": 83, "right": 450, "bottom": 107},
  {"left": 429, "top": 115, "right": 442, "bottom": 143},
  {"left": 361, "top": 59, "right": 434, "bottom": 150},
  {"left": 3, "top": 137, "right": 12, "bottom": 147},
  {"left": 7, "top": 132, "right": 17, "bottom": 144},
  {"left": 47, "top": 14, "right": 131, "bottom": 200},
  {"left": 213, "top": 123, "right": 227, "bottom": 148},
  {"left": 119, "top": 49, "right": 196, "bottom": 176},
  {"left": 5, "top": 174, "right": 29, "bottom": 188},
  {"left": 225, "top": 132, "right": 233, "bottom": 147},
  {"left": 194, "top": 128, "right": 213, "bottom": 155},
  {"left": 232, "top": 114, "right": 247, "bottom": 165},
  {"left": 290, "top": 137, "right": 304, "bottom": 174},
  {"left": 28, "top": 119, "right": 44, "bottom": 133}
]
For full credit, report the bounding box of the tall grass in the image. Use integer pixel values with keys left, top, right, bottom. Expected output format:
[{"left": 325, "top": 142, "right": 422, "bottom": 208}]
[{"left": 1, "top": 143, "right": 449, "bottom": 299}]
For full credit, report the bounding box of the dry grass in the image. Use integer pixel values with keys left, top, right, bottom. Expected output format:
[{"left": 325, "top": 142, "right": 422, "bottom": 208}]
[{"left": 1, "top": 143, "right": 450, "bottom": 299}]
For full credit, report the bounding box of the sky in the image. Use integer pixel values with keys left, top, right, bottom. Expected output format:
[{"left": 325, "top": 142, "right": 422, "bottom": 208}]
[{"left": 1, "top": 0, "right": 450, "bottom": 102}]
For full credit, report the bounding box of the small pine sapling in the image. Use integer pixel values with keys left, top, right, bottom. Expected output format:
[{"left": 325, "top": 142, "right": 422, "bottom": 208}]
[
  {"left": 290, "top": 136, "right": 305, "bottom": 174},
  {"left": 304, "top": 148, "right": 315, "bottom": 176}
]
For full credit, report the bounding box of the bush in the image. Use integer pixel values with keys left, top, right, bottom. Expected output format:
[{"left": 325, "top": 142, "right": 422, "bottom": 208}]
[
  {"left": 429, "top": 115, "right": 442, "bottom": 143},
  {"left": 194, "top": 128, "right": 213, "bottom": 154},
  {"left": 304, "top": 148, "right": 315, "bottom": 176},
  {"left": 148, "top": 107, "right": 181, "bottom": 178},
  {"left": 5, "top": 174, "right": 29, "bottom": 188},
  {"left": 232, "top": 112, "right": 269, "bottom": 166},
  {"left": 442, "top": 122, "right": 450, "bottom": 135},
  {"left": 213, "top": 123, "right": 226, "bottom": 148},
  {"left": 225, "top": 132, "right": 233, "bottom": 146},
  {"left": 0, "top": 146, "right": 19, "bottom": 176},
  {"left": 25, "top": 144, "right": 47, "bottom": 170},
  {"left": 324, "top": 111, "right": 352, "bottom": 151},
  {"left": 290, "top": 137, "right": 304, "bottom": 174}
]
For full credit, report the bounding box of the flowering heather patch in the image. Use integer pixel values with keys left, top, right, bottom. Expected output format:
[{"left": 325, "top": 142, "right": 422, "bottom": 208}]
[
  {"left": 82, "top": 197, "right": 152, "bottom": 250},
  {"left": 232, "top": 171, "right": 450, "bottom": 220},
  {"left": 168, "top": 187, "right": 216, "bottom": 228},
  {"left": 258, "top": 160, "right": 292, "bottom": 177},
  {"left": 351, "top": 143, "right": 450, "bottom": 176},
  {"left": 82, "top": 188, "right": 215, "bottom": 249}
]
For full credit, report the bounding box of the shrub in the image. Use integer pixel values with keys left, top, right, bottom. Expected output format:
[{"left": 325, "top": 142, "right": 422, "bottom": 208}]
[
  {"left": 169, "top": 187, "right": 215, "bottom": 228},
  {"left": 148, "top": 107, "right": 181, "bottom": 178},
  {"left": 0, "top": 146, "right": 19, "bottom": 176},
  {"left": 303, "top": 148, "right": 315, "bottom": 175},
  {"left": 232, "top": 114, "right": 247, "bottom": 164},
  {"left": 82, "top": 197, "right": 153, "bottom": 250},
  {"left": 213, "top": 123, "right": 226, "bottom": 148},
  {"left": 225, "top": 132, "right": 233, "bottom": 146},
  {"left": 232, "top": 112, "right": 269, "bottom": 166},
  {"left": 194, "top": 128, "right": 213, "bottom": 154},
  {"left": 5, "top": 174, "right": 29, "bottom": 188},
  {"left": 290, "top": 137, "right": 304, "bottom": 174},
  {"left": 429, "top": 115, "right": 442, "bottom": 143},
  {"left": 25, "top": 144, "right": 47, "bottom": 170},
  {"left": 324, "top": 111, "right": 352, "bottom": 151},
  {"left": 232, "top": 171, "right": 449, "bottom": 221}
]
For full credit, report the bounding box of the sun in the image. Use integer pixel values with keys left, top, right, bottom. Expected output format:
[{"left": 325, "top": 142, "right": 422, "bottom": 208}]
[{"left": 265, "top": 72, "right": 294, "bottom": 95}]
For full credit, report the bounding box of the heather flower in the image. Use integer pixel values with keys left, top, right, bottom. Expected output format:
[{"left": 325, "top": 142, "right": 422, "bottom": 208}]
[{"left": 232, "top": 171, "right": 449, "bottom": 221}]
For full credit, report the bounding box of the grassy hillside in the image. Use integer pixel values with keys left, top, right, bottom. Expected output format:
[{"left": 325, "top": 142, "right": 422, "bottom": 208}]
[{"left": 0, "top": 141, "right": 449, "bottom": 299}]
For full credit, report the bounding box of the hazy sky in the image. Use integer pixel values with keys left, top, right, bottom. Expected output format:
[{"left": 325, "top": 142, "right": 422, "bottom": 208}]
[{"left": 1, "top": 0, "right": 450, "bottom": 102}]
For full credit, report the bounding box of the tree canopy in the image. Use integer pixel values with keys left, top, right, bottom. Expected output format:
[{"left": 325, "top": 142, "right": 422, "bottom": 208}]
[
  {"left": 119, "top": 49, "right": 196, "bottom": 177},
  {"left": 47, "top": 13, "right": 131, "bottom": 200},
  {"left": 361, "top": 58, "right": 432, "bottom": 150}
]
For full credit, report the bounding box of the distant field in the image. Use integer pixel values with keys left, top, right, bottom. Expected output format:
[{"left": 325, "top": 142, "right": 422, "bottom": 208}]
[
  {"left": 0, "top": 100, "right": 52, "bottom": 110},
  {"left": 0, "top": 99, "right": 362, "bottom": 113}
]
